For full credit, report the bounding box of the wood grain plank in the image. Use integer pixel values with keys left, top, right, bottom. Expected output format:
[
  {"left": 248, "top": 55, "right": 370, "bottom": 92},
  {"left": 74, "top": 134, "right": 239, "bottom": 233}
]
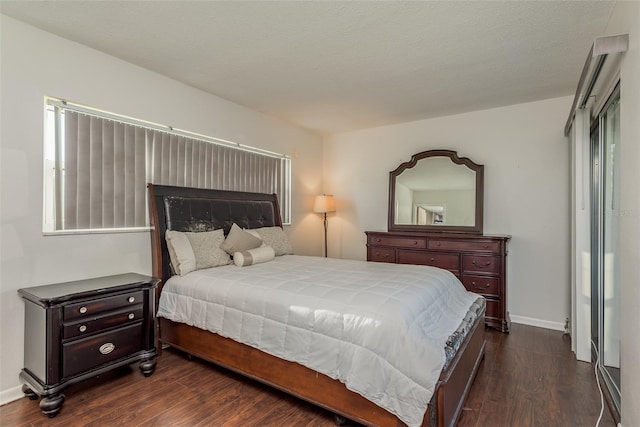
[{"left": 0, "top": 325, "right": 617, "bottom": 427}]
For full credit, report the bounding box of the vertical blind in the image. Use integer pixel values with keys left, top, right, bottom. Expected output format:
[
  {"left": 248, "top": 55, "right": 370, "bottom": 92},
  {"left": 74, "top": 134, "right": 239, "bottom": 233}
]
[{"left": 53, "top": 105, "right": 290, "bottom": 231}]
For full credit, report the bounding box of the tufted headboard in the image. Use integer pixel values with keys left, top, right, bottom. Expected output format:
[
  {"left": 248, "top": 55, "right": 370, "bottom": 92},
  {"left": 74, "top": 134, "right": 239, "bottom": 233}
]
[{"left": 147, "top": 184, "right": 283, "bottom": 284}]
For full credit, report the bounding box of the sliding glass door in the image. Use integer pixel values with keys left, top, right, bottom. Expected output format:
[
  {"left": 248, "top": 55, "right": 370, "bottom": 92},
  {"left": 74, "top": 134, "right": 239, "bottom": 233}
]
[{"left": 590, "top": 85, "right": 621, "bottom": 419}]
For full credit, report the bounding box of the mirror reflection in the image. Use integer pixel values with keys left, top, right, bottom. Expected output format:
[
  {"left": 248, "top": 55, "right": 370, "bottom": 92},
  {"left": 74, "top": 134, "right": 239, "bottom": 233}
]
[{"left": 395, "top": 157, "right": 476, "bottom": 226}]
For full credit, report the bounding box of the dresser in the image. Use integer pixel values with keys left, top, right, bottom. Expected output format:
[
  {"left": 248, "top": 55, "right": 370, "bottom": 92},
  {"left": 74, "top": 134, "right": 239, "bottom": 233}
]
[
  {"left": 18, "top": 273, "right": 159, "bottom": 417},
  {"left": 366, "top": 231, "right": 510, "bottom": 332}
]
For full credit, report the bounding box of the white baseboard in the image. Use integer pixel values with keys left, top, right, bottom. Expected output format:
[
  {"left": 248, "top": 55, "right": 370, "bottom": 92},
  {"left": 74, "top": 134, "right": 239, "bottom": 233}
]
[
  {"left": 0, "top": 385, "right": 24, "bottom": 406},
  {"left": 510, "top": 314, "right": 565, "bottom": 331}
]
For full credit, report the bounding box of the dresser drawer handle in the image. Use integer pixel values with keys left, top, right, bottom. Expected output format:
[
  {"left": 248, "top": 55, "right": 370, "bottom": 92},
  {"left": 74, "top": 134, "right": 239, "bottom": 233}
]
[
  {"left": 483, "top": 244, "right": 489, "bottom": 249},
  {"left": 471, "top": 281, "right": 491, "bottom": 290},
  {"left": 78, "top": 325, "right": 87, "bottom": 333},
  {"left": 430, "top": 257, "right": 436, "bottom": 262},
  {"left": 412, "top": 241, "right": 418, "bottom": 245},
  {"left": 435, "top": 242, "right": 441, "bottom": 247},
  {"left": 128, "top": 313, "right": 135, "bottom": 320},
  {"left": 376, "top": 238, "right": 381, "bottom": 243},
  {"left": 128, "top": 296, "right": 135, "bottom": 303},
  {"left": 375, "top": 252, "right": 388, "bottom": 259},
  {"left": 99, "top": 343, "right": 115, "bottom": 355},
  {"left": 471, "top": 260, "right": 492, "bottom": 268},
  {"left": 79, "top": 306, "right": 87, "bottom": 314}
]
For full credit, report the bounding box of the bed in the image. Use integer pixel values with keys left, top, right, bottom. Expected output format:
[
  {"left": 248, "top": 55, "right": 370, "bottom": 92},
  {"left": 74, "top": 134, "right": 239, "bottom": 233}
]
[{"left": 148, "top": 184, "right": 486, "bottom": 427}]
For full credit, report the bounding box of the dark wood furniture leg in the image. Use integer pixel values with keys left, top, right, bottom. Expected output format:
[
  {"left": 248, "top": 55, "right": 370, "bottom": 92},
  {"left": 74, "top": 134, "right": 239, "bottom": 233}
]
[{"left": 39, "top": 394, "right": 65, "bottom": 418}]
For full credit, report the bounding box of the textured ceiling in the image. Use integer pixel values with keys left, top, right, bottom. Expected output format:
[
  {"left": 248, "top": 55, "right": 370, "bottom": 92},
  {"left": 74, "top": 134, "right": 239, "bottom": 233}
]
[{"left": 0, "top": 1, "right": 615, "bottom": 135}]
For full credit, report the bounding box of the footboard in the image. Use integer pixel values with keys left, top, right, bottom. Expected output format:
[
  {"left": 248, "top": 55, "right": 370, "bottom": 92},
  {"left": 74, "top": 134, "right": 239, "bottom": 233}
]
[
  {"left": 436, "top": 315, "right": 486, "bottom": 427},
  {"left": 159, "top": 313, "right": 485, "bottom": 427},
  {"left": 160, "top": 318, "right": 408, "bottom": 427}
]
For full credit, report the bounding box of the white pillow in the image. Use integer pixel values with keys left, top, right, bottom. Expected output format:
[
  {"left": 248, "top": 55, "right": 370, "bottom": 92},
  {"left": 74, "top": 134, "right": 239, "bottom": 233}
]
[{"left": 233, "top": 246, "right": 276, "bottom": 267}]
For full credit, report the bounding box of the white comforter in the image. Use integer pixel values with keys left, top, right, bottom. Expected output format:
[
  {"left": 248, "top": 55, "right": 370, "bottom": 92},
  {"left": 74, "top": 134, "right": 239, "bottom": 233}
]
[{"left": 158, "top": 255, "right": 479, "bottom": 427}]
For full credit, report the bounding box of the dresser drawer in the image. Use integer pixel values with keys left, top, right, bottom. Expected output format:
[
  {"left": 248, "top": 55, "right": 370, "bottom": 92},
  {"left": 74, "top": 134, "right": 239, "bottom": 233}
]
[
  {"left": 485, "top": 299, "right": 501, "bottom": 320},
  {"left": 63, "top": 305, "right": 144, "bottom": 339},
  {"left": 428, "top": 239, "right": 500, "bottom": 253},
  {"left": 62, "top": 322, "right": 144, "bottom": 378},
  {"left": 64, "top": 291, "right": 144, "bottom": 321},
  {"left": 462, "top": 276, "right": 500, "bottom": 297},
  {"left": 368, "top": 235, "right": 426, "bottom": 249},
  {"left": 398, "top": 250, "right": 459, "bottom": 272},
  {"left": 368, "top": 247, "right": 396, "bottom": 263},
  {"left": 462, "top": 255, "right": 500, "bottom": 274}
]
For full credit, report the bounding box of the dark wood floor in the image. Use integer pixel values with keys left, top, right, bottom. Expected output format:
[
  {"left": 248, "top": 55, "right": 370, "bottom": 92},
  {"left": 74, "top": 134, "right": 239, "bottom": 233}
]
[{"left": 1, "top": 324, "right": 616, "bottom": 427}]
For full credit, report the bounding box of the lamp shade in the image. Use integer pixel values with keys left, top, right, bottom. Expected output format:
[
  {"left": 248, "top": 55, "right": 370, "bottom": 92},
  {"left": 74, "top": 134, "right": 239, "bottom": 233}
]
[{"left": 313, "top": 195, "right": 336, "bottom": 213}]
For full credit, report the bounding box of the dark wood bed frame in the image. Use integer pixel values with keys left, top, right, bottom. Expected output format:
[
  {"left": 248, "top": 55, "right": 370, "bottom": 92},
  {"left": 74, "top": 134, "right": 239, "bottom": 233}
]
[{"left": 148, "top": 184, "right": 486, "bottom": 427}]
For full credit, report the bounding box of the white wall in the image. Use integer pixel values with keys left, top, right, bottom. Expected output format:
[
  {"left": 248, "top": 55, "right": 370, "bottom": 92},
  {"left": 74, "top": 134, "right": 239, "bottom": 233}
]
[
  {"left": 324, "top": 96, "right": 572, "bottom": 331},
  {"left": 0, "top": 16, "right": 324, "bottom": 403},
  {"left": 604, "top": 3, "right": 640, "bottom": 426}
]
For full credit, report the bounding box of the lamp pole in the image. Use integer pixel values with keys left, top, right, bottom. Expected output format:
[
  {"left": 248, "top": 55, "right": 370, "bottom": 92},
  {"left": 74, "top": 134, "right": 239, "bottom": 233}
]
[{"left": 323, "top": 211, "right": 328, "bottom": 257}]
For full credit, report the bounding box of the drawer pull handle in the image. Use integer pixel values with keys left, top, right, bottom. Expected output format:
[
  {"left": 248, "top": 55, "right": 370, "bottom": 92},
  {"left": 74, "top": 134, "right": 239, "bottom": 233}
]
[
  {"left": 471, "top": 281, "right": 491, "bottom": 290},
  {"left": 79, "top": 306, "right": 87, "bottom": 314},
  {"left": 376, "top": 238, "right": 381, "bottom": 242},
  {"left": 412, "top": 241, "right": 418, "bottom": 245},
  {"left": 128, "top": 313, "right": 135, "bottom": 320},
  {"left": 430, "top": 257, "right": 436, "bottom": 262},
  {"left": 471, "top": 260, "right": 492, "bottom": 268},
  {"left": 78, "top": 325, "right": 87, "bottom": 333},
  {"left": 375, "top": 252, "right": 389, "bottom": 259},
  {"left": 483, "top": 245, "right": 489, "bottom": 249},
  {"left": 99, "top": 343, "right": 115, "bottom": 355},
  {"left": 128, "top": 296, "right": 135, "bottom": 303},
  {"left": 435, "top": 242, "right": 441, "bottom": 247}
]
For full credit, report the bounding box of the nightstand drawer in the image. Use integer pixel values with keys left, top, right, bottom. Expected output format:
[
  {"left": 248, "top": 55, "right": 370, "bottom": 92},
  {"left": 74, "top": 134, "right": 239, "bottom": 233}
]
[
  {"left": 62, "top": 322, "right": 144, "bottom": 378},
  {"left": 462, "top": 276, "right": 500, "bottom": 297},
  {"left": 63, "top": 305, "right": 144, "bottom": 339},
  {"left": 64, "top": 291, "right": 144, "bottom": 321},
  {"left": 462, "top": 255, "right": 500, "bottom": 274},
  {"left": 398, "top": 250, "right": 459, "bottom": 272}
]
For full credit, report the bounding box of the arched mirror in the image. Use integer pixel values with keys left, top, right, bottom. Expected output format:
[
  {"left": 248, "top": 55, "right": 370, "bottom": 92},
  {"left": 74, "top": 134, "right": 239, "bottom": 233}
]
[{"left": 388, "top": 150, "right": 484, "bottom": 234}]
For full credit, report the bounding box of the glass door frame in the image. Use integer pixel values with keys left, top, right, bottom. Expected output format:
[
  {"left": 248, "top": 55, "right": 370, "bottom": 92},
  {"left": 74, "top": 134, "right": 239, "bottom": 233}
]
[{"left": 590, "top": 82, "right": 621, "bottom": 421}]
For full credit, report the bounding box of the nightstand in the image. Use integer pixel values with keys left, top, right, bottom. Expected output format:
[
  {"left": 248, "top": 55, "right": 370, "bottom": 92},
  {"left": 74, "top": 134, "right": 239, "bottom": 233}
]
[{"left": 18, "top": 273, "right": 159, "bottom": 417}]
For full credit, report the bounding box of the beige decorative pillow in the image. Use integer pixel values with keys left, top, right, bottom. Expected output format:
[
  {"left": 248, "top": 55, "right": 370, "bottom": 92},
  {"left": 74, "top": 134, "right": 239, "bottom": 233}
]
[
  {"left": 166, "top": 230, "right": 197, "bottom": 276},
  {"left": 184, "top": 229, "right": 231, "bottom": 269},
  {"left": 166, "top": 229, "right": 231, "bottom": 276},
  {"left": 233, "top": 246, "right": 276, "bottom": 267},
  {"left": 255, "top": 227, "right": 293, "bottom": 256},
  {"left": 220, "top": 223, "right": 263, "bottom": 254},
  {"left": 245, "top": 228, "right": 267, "bottom": 247}
]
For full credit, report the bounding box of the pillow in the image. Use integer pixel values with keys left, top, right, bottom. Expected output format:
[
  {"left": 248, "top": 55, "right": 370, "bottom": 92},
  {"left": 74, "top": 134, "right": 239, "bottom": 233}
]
[
  {"left": 166, "top": 230, "right": 197, "bottom": 276},
  {"left": 220, "top": 223, "right": 263, "bottom": 254},
  {"left": 166, "top": 229, "right": 231, "bottom": 276},
  {"left": 233, "top": 246, "right": 276, "bottom": 267},
  {"left": 254, "top": 226, "right": 293, "bottom": 256},
  {"left": 245, "top": 228, "right": 267, "bottom": 247},
  {"left": 184, "top": 229, "right": 231, "bottom": 269}
]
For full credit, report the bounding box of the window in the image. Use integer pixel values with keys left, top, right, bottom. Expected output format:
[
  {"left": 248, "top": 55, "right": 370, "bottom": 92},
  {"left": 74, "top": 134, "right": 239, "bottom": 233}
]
[{"left": 43, "top": 99, "right": 291, "bottom": 233}]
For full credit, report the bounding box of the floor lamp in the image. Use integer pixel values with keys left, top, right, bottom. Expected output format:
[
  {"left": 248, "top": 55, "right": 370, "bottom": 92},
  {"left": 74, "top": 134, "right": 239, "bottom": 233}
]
[{"left": 313, "top": 195, "right": 336, "bottom": 257}]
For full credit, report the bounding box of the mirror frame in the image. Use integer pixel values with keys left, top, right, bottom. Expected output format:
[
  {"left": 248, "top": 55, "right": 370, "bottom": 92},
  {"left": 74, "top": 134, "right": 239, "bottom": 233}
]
[{"left": 388, "top": 149, "right": 484, "bottom": 234}]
